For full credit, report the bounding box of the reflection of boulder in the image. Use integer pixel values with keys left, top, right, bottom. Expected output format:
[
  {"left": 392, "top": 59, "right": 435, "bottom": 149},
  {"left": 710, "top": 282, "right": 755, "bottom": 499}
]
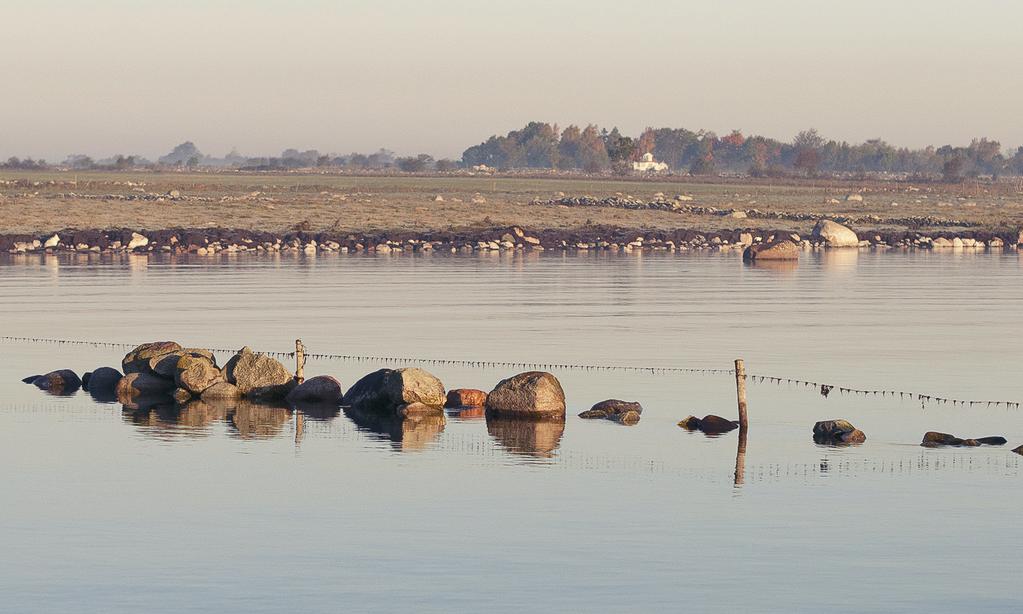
[
  {"left": 117, "top": 372, "right": 175, "bottom": 397},
  {"left": 176, "top": 400, "right": 231, "bottom": 430},
  {"left": 228, "top": 401, "right": 292, "bottom": 440},
  {"left": 291, "top": 401, "right": 341, "bottom": 421},
  {"left": 119, "top": 393, "right": 174, "bottom": 412},
  {"left": 749, "top": 259, "right": 799, "bottom": 273},
  {"left": 486, "top": 416, "right": 565, "bottom": 458},
  {"left": 344, "top": 406, "right": 445, "bottom": 451}
]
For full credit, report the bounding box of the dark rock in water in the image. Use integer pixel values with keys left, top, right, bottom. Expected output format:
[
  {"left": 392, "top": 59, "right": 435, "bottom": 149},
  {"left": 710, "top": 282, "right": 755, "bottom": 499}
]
[
  {"left": 82, "top": 372, "right": 92, "bottom": 388},
  {"left": 291, "top": 401, "right": 341, "bottom": 420},
  {"left": 813, "top": 419, "right": 867, "bottom": 444},
  {"left": 445, "top": 388, "right": 488, "bottom": 408},
  {"left": 175, "top": 354, "right": 223, "bottom": 395},
  {"left": 1013, "top": 445, "right": 1022, "bottom": 456},
  {"left": 122, "top": 341, "right": 183, "bottom": 374},
  {"left": 33, "top": 369, "right": 82, "bottom": 393},
  {"left": 224, "top": 346, "right": 295, "bottom": 399},
  {"left": 921, "top": 431, "right": 1006, "bottom": 447},
  {"left": 116, "top": 372, "right": 176, "bottom": 398},
  {"left": 678, "top": 414, "right": 739, "bottom": 434},
  {"left": 85, "top": 367, "right": 123, "bottom": 402},
  {"left": 344, "top": 405, "right": 446, "bottom": 451},
  {"left": 286, "top": 375, "right": 344, "bottom": 404},
  {"left": 342, "top": 368, "right": 445, "bottom": 414},
  {"left": 200, "top": 381, "right": 241, "bottom": 401},
  {"left": 22, "top": 375, "right": 41, "bottom": 384},
  {"left": 486, "top": 415, "right": 565, "bottom": 458},
  {"left": 578, "top": 399, "right": 643, "bottom": 425},
  {"left": 485, "top": 371, "right": 566, "bottom": 419},
  {"left": 743, "top": 239, "right": 799, "bottom": 261}
]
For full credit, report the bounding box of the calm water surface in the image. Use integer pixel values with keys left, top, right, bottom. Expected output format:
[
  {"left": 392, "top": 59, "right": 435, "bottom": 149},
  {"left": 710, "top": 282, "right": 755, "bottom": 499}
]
[{"left": 1, "top": 250, "right": 1021, "bottom": 613}]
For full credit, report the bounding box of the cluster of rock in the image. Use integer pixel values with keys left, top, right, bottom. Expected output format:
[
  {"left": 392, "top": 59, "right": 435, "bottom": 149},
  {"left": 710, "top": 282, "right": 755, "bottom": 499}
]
[
  {"left": 4, "top": 223, "right": 1021, "bottom": 256},
  {"left": 531, "top": 195, "right": 980, "bottom": 229}
]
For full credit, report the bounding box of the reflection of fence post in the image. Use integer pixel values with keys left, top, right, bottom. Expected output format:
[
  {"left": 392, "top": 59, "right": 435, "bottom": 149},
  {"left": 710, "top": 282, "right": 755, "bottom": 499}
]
[
  {"left": 295, "top": 339, "right": 305, "bottom": 384},
  {"left": 734, "top": 359, "right": 748, "bottom": 429}
]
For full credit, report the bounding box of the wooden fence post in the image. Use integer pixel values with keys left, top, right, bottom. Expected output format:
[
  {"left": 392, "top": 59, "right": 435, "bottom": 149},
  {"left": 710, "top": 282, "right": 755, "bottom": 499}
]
[
  {"left": 295, "top": 339, "right": 305, "bottom": 384},
  {"left": 734, "top": 358, "right": 748, "bottom": 429}
]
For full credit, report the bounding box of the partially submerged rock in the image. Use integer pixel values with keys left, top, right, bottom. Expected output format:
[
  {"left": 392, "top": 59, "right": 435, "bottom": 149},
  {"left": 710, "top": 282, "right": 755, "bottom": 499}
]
[
  {"left": 85, "top": 367, "right": 123, "bottom": 401},
  {"left": 813, "top": 419, "right": 866, "bottom": 444},
  {"left": 224, "top": 346, "right": 294, "bottom": 399},
  {"left": 445, "top": 388, "right": 488, "bottom": 408},
  {"left": 678, "top": 414, "right": 739, "bottom": 434},
  {"left": 1013, "top": 445, "right": 1022, "bottom": 456},
  {"left": 286, "top": 375, "right": 344, "bottom": 405},
  {"left": 342, "top": 368, "right": 446, "bottom": 414},
  {"left": 743, "top": 239, "right": 799, "bottom": 261},
  {"left": 116, "top": 372, "right": 176, "bottom": 398},
  {"left": 578, "top": 399, "right": 643, "bottom": 425},
  {"left": 32, "top": 369, "right": 82, "bottom": 393},
  {"left": 921, "top": 432, "right": 1007, "bottom": 447},
  {"left": 485, "top": 371, "right": 566, "bottom": 419},
  {"left": 812, "top": 220, "right": 859, "bottom": 248},
  {"left": 200, "top": 381, "right": 241, "bottom": 401},
  {"left": 122, "top": 341, "right": 183, "bottom": 374}
]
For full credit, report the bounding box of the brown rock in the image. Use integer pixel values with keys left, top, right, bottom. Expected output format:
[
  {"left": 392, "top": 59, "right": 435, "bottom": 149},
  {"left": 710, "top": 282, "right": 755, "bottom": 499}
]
[
  {"left": 200, "top": 381, "right": 241, "bottom": 401},
  {"left": 224, "top": 346, "right": 295, "bottom": 399},
  {"left": 122, "top": 341, "right": 182, "bottom": 374},
  {"left": 445, "top": 388, "right": 488, "bottom": 408},
  {"left": 175, "top": 354, "right": 223, "bottom": 395},
  {"left": 813, "top": 419, "right": 866, "bottom": 444},
  {"left": 697, "top": 415, "right": 739, "bottom": 433},
  {"left": 116, "top": 372, "right": 175, "bottom": 397},
  {"left": 286, "top": 375, "right": 344, "bottom": 404},
  {"left": 32, "top": 369, "right": 82, "bottom": 393},
  {"left": 485, "top": 371, "right": 566, "bottom": 419},
  {"left": 342, "top": 368, "right": 446, "bottom": 414},
  {"left": 150, "top": 348, "right": 215, "bottom": 378},
  {"left": 743, "top": 239, "right": 799, "bottom": 261}
]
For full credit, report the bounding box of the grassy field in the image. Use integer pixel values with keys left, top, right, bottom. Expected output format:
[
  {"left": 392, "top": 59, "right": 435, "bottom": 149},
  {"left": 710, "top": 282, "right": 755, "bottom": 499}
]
[{"left": 1, "top": 170, "right": 1021, "bottom": 235}]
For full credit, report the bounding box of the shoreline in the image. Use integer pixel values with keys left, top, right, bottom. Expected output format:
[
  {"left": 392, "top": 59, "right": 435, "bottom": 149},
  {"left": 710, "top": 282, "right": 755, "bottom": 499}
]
[{"left": 2, "top": 224, "right": 1020, "bottom": 256}]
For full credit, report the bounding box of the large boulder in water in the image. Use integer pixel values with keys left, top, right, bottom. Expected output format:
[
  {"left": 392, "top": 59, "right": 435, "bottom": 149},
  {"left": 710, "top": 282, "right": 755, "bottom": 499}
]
[
  {"left": 743, "top": 239, "right": 799, "bottom": 261},
  {"left": 286, "top": 375, "right": 344, "bottom": 404},
  {"left": 342, "top": 368, "right": 446, "bottom": 414},
  {"left": 578, "top": 399, "right": 642, "bottom": 425},
  {"left": 813, "top": 419, "right": 866, "bottom": 444},
  {"left": 678, "top": 414, "right": 739, "bottom": 434},
  {"left": 150, "top": 348, "right": 216, "bottom": 378},
  {"left": 122, "top": 341, "right": 183, "bottom": 374},
  {"left": 85, "top": 367, "right": 123, "bottom": 397},
  {"left": 812, "top": 220, "right": 859, "bottom": 248},
  {"left": 485, "top": 371, "right": 566, "bottom": 419},
  {"left": 116, "top": 372, "right": 176, "bottom": 398},
  {"left": 921, "top": 432, "right": 1007, "bottom": 447},
  {"left": 32, "top": 369, "right": 82, "bottom": 393},
  {"left": 174, "top": 354, "right": 223, "bottom": 395},
  {"left": 224, "top": 346, "right": 295, "bottom": 399}
]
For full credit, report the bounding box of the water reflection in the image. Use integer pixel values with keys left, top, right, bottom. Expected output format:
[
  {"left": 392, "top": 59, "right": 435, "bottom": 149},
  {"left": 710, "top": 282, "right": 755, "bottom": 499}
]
[
  {"left": 229, "top": 402, "right": 292, "bottom": 440},
  {"left": 344, "top": 406, "right": 445, "bottom": 451},
  {"left": 486, "top": 415, "right": 565, "bottom": 459}
]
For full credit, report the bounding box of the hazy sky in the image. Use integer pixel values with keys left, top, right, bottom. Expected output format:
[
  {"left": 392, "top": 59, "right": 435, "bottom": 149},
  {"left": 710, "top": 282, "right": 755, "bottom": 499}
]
[{"left": 3, "top": 0, "right": 1021, "bottom": 161}]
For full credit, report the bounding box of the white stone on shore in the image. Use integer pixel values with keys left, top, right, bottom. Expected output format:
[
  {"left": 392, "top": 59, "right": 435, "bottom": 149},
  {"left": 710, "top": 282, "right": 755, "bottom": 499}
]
[
  {"left": 44, "top": 234, "right": 60, "bottom": 248},
  {"left": 127, "top": 232, "right": 148, "bottom": 250},
  {"left": 812, "top": 220, "right": 859, "bottom": 248}
]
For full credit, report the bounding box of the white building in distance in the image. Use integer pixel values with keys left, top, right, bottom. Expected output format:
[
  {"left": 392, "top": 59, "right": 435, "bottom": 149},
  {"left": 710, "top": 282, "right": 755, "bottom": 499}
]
[{"left": 632, "top": 152, "right": 669, "bottom": 173}]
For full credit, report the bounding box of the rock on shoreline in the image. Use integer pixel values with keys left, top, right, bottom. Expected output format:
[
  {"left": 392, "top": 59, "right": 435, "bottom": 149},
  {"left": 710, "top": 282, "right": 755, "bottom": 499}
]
[{"left": 2, "top": 224, "right": 1020, "bottom": 256}]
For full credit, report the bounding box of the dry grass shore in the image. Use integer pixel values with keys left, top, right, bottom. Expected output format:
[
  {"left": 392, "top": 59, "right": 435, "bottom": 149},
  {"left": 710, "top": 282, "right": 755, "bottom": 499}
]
[{"left": 1, "top": 170, "right": 1022, "bottom": 236}]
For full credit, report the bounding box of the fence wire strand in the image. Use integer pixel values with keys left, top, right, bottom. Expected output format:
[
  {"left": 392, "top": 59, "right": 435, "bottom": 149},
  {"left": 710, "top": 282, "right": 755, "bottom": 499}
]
[{"left": 2, "top": 335, "right": 1019, "bottom": 409}]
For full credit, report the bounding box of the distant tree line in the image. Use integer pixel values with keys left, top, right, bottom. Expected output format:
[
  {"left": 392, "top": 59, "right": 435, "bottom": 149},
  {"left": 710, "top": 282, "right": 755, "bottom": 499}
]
[
  {"left": 462, "top": 122, "right": 1023, "bottom": 180},
  {"left": 6, "top": 126, "right": 1023, "bottom": 181}
]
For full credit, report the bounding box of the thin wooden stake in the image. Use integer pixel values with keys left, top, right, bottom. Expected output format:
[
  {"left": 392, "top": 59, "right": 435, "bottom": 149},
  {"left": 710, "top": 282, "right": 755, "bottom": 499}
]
[
  {"left": 735, "top": 358, "right": 748, "bottom": 430},
  {"left": 295, "top": 339, "right": 306, "bottom": 384}
]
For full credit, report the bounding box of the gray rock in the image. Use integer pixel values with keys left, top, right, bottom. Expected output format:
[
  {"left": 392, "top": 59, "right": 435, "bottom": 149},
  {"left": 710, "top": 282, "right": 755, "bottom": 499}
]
[
  {"left": 224, "top": 346, "right": 294, "bottom": 399},
  {"left": 485, "top": 371, "right": 566, "bottom": 419},
  {"left": 343, "top": 368, "right": 445, "bottom": 414}
]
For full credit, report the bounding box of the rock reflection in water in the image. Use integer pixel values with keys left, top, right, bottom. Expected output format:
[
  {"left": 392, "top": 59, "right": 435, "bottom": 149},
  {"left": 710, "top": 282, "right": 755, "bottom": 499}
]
[
  {"left": 344, "top": 406, "right": 445, "bottom": 452},
  {"left": 486, "top": 415, "right": 565, "bottom": 459},
  {"left": 229, "top": 402, "right": 292, "bottom": 440},
  {"left": 748, "top": 259, "right": 799, "bottom": 274}
]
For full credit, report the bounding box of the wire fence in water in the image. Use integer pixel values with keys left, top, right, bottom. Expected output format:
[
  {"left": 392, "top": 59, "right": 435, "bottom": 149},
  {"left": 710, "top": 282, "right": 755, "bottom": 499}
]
[{"left": 2, "top": 335, "right": 1020, "bottom": 409}]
